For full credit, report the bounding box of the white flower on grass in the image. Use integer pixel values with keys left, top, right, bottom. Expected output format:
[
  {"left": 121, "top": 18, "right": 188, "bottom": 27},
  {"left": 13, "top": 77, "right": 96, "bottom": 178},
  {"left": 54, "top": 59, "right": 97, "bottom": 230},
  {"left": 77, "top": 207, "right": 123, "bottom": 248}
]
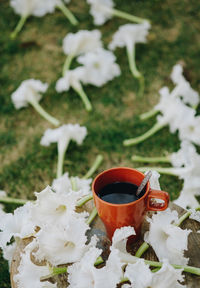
[
  {"left": 11, "top": 79, "right": 60, "bottom": 126},
  {"left": 170, "top": 64, "right": 199, "bottom": 108},
  {"left": 52, "top": 172, "right": 92, "bottom": 196},
  {"left": 124, "top": 259, "right": 185, "bottom": 288},
  {"left": 56, "top": 67, "right": 93, "bottom": 112},
  {"left": 10, "top": 0, "right": 78, "bottom": 39},
  {"left": 68, "top": 246, "right": 123, "bottom": 288},
  {"left": 77, "top": 48, "right": 121, "bottom": 87},
  {"left": 31, "top": 186, "right": 87, "bottom": 228},
  {"left": 14, "top": 247, "right": 56, "bottom": 288},
  {"left": 174, "top": 188, "right": 199, "bottom": 209},
  {"left": 109, "top": 22, "right": 150, "bottom": 83},
  {"left": 178, "top": 115, "right": 200, "bottom": 146},
  {"left": 144, "top": 209, "right": 191, "bottom": 265},
  {"left": 87, "top": 0, "right": 149, "bottom": 26},
  {"left": 34, "top": 216, "right": 90, "bottom": 266},
  {"left": 40, "top": 124, "right": 87, "bottom": 178},
  {"left": 62, "top": 30, "right": 102, "bottom": 72},
  {"left": 0, "top": 202, "right": 35, "bottom": 248}
]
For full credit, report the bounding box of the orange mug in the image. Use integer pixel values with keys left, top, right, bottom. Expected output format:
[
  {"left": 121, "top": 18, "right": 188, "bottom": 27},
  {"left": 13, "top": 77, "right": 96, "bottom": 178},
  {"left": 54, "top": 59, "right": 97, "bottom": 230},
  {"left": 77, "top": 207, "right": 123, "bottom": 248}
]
[{"left": 92, "top": 167, "right": 169, "bottom": 240}]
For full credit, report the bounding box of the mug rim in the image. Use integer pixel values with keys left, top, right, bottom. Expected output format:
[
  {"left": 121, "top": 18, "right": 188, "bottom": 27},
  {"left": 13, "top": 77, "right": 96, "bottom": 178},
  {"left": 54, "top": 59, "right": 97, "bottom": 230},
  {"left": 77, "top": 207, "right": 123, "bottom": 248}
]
[{"left": 92, "top": 166, "right": 150, "bottom": 207}]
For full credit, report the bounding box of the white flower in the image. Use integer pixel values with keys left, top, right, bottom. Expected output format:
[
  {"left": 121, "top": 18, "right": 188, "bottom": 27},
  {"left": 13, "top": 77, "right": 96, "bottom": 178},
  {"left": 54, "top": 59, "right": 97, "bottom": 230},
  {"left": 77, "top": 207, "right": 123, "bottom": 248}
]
[
  {"left": 0, "top": 202, "right": 35, "bottom": 248},
  {"left": 10, "top": 0, "right": 58, "bottom": 17},
  {"left": 31, "top": 186, "right": 87, "bottom": 228},
  {"left": 56, "top": 67, "right": 85, "bottom": 92},
  {"left": 109, "top": 22, "right": 151, "bottom": 52},
  {"left": 11, "top": 79, "right": 48, "bottom": 109},
  {"left": 189, "top": 209, "right": 200, "bottom": 222},
  {"left": 174, "top": 188, "right": 199, "bottom": 209},
  {"left": 170, "top": 141, "right": 196, "bottom": 168},
  {"left": 14, "top": 247, "right": 56, "bottom": 288},
  {"left": 147, "top": 170, "right": 161, "bottom": 190},
  {"left": 111, "top": 226, "right": 135, "bottom": 254},
  {"left": 125, "top": 259, "right": 185, "bottom": 288},
  {"left": 170, "top": 64, "right": 199, "bottom": 107},
  {"left": 40, "top": 124, "right": 87, "bottom": 178},
  {"left": 2, "top": 242, "right": 17, "bottom": 268},
  {"left": 178, "top": 115, "right": 200, "bottom": 146},
  {"left": 62, "top": 29, "right": 102, "bottom": 56},
  {"left": 144, "top": 208, "right": 191, "bottom": 265},
  {"left": 77, "top": 48, "right": 121, "bottom": 87},
  {"left": 68, "top": 246, "right": 123, "bottom": 288},
  {"left": 34, "top": 216, "right": 90, "bottom": 265},
  {"left": 87, "top": 0, "right": 114, "bottom": 25},
  {"left": 52, "top": 172, "right": 92, "bottom": 196}
]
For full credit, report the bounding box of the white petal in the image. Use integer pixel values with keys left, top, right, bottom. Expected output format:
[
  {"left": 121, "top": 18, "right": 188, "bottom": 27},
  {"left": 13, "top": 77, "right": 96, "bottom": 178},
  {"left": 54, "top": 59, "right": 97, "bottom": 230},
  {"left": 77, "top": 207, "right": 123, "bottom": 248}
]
[
  {"left": 87, "top": 0, "right": 114, "bottom": 25},
  {"left": 111, "top": 226, "right": 135, "bottom": 253}
]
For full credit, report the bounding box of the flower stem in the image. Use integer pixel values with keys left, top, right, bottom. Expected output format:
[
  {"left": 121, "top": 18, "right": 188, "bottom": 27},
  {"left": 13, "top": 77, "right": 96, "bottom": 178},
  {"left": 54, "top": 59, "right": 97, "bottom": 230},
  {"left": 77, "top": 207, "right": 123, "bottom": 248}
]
[
  {"left": 10, "top": 15, "right": 28, "bottom": 39},
  {"left": 57, "top": 3, "right": 78, "bottom": 26},
  {"left": 40, "top": 267, "right": 67, "bottom": 281},
  {"left": 86, "top": 207, "right": 98, "bottom": 225},
  {"left": 62, "top": 54, "right": 74, "bottom": 76},
  {"left": 135, "top": 242, "right": 149, "bottom": 258},
  {"left": 57, "top": 149, "right": 67, "bottom": 178},
  {"left": 126, "top": 45, "right": 141, "bottom": 79},
  {"left": 70, "top": 177, "right": 77, "bottom": 191},
  {"left": 131, "top": 155, "right": 171, "bottom": 163},
  {"left": 94, "top": 256, "right": 104, "bottom": 266},
  {"left": 175, "top": 206, "right": 200, "bottom": 227},
  {"left": 0, "top": 196, "right": 27, "bottom": 205},
  {"left": 73, "top": 85, "right": 92, "bottom": 112},
  {"left": 139, "top": 109, "right": 159, "bottom": 121},
  {"left": 137, "top": 166, "right": 189, "bottom": 176},
  {"left": 29, "top": 99, "right": 60, "bottom": 127},
  {"left": 110, "top": 7, "right": 149, "bottom": 24},
  {"left": 76, "top": 194, "right": 93, "bottom": 207},
  {"left": 83, "top": 155, "right": 103, "bottom": 179},
  {"left": 123, "top": 122, "right": 165, "bottom": 146}
]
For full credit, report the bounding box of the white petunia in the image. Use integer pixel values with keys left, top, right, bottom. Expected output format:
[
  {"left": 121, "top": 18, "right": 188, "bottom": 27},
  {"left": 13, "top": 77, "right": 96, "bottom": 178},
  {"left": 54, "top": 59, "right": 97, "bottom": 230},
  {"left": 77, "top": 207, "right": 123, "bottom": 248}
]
[
  {"left": 77, "top": 48, "right": 121, "bottom": 87},
  {"left": 144, "top": 208, "right": 191, "bottom": 265},
  {"left": 31, "top": 186, "right": 87, "bottom": 228},
  {"left": 11, "top": 79, "right": 60, "bottom": 126},
  {"left": 63, "top": 29, "right": 102, "bottom": 57},
  {"left": 0, "top": 202, "right": 35, "bottom": 248},
  {"left": 14, "top": 247, "right": 56, "bottom": 288},
  {"left": 40, "top": 124, "right": 87, "bottom": 178},
  {"left": 52, "top": 172, "right": 92, "bottom": 196},
  {"left": 125, "top": 259, "right": 185, "bottom": 288},
  {"left": 87, "top": 0, "right": 114, "bottom": 25},
  {"left": 170, "top": 64, "right": 199, "bottom": 107},
  {"left": 34, "top": 216, "right": 90, "bottom": 265}
]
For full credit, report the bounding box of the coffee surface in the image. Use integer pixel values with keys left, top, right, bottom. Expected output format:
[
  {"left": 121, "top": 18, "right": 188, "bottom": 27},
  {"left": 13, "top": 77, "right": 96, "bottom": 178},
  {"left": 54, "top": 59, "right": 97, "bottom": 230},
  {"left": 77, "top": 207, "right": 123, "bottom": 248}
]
[{"left": 98, "top": 182, "right": 145, "bottom": 204}]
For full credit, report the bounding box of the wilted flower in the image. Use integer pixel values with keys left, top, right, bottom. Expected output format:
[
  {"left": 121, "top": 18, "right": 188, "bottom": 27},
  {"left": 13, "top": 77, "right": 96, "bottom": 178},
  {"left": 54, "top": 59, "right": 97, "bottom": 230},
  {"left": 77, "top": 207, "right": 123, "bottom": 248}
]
[
  {"left": 144, "top": 209, "right": 191, "bottom": 265},
  {"left": 40, "top": 124, "right": 87, "bottom": 178},
  {"left": 62, "top": 30, "right": 102, "bottom": 72},
  {"left": 11, "top": 79, "right": 60, "bottom": 126},
  {"left": 87, "top": 0, "right": 149, "bottom": 26}
]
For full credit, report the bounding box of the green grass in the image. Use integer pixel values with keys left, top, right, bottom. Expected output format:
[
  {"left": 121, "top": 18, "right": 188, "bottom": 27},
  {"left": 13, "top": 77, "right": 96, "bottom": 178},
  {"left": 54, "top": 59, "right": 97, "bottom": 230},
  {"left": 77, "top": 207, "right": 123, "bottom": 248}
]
[{"left": 0, "top": 0, "right": 200, "bottom": 286}]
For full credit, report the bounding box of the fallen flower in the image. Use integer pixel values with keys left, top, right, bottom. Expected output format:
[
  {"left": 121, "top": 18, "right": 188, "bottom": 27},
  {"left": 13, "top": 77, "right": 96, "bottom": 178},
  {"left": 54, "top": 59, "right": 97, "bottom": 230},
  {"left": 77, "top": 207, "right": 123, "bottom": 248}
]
[
  {"left": 11, "top": 79, "right": 60, "bottom": 126},
  {"left": 86, "top": 0, "right": 149, "bottom": 26},
  {"left": 62, "top": 29, "right": 102, "bottom": 73},
  {"left": 40, "top": 124, "right": 87, "bottom": 178}
]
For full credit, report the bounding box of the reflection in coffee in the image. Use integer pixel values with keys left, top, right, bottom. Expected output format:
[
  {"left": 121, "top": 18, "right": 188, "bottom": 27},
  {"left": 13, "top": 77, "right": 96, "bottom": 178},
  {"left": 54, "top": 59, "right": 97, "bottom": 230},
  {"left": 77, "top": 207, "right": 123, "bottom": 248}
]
[{"left": 98, "top": 182, "right": 146, "bottom": 204}]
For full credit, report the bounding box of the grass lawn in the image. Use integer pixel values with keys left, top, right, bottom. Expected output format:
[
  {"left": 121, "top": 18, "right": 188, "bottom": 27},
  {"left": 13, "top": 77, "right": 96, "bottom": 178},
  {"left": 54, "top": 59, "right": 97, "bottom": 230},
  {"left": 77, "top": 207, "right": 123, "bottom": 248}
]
[{"left": 0, "top": 0, "right": 200, "bottom": 286}]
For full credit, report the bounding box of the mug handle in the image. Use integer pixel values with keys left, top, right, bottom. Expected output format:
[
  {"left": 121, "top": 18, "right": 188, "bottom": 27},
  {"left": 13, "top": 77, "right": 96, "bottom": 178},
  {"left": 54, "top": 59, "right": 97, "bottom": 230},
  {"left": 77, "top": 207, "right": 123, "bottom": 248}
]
[{"left": 147, "top": 189, "right": 169, "bottom": 211}]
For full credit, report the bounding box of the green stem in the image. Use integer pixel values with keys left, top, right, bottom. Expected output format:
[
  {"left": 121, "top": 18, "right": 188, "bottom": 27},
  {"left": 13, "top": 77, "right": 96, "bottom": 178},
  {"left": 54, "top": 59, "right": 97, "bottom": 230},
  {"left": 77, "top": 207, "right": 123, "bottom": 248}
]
[
  {"left": 175, "top": 206, "right": 200, "bottom": 227},
  {"left": 111, "top": 8, "right": 149, "bottom": 24},
  {"left": 57, "top": 3, "right": 78, "bottom": 26},
  {"left": 57, "top": 149, "right": 67, "bottom": 179},
  {"left": 76, "top": 194, "right": 93, "bottom": 207},
  {"left": 123, "top": 122, "right": 165, "bottom": 146},
  {"left": 127, "top": 46, "right": 141, "bottom": 79},
  {"left": 29, "top": 99, "right": 60, "bottom": 127},
  {"left": 135, "top": 242, "right": 149, "bottom": 258},
  {"left": 131, "top": 155, "right": 171, "bottom": 163},
  {"left": 138, "top": 75, "right": 145, "bottom": 97},
  {"left": 10, "top": 15, "right": 28, "bottom": 39},
  {"left": 40, "top": 267, "right": 67, "bottom": 281},
  {"left": 62, "top": 54, "right": 74, "bottom": 76},
  {"left": 137, "top": 166, "right": 188, "bottom": 176},
  {"left": 86, "top": 207, "right": 98, "bottom": 225},
  {"left": 70, "top": 177, "right": 77, "bottom": 191},
  {"left": 73, "top": 85, "right": 92, "bottom": 112},
  {"left": 152, "top": 267, "right": 161, "bottom": 273},
  {"left": 83, "top": 155, "right": 103, "bottom": 179},
  {"left": 0, "top": 196, "right": 27, "bottom": 205},
  {"left": 94, "top": 256, "right": 104, "bottom": 266},
  {"left": 139, "top": 109, "right": 159, "bottom": 121},
  {"left": 120, "top": 277, "right": 129, "bottom": 283}
]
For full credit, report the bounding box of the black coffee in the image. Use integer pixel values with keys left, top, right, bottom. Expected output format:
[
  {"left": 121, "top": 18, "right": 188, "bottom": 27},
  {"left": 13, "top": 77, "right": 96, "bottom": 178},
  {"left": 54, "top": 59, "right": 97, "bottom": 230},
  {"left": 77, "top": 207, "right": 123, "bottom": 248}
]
[{"left": 98, "top": 182, "right": 146, "bottom": 204}]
